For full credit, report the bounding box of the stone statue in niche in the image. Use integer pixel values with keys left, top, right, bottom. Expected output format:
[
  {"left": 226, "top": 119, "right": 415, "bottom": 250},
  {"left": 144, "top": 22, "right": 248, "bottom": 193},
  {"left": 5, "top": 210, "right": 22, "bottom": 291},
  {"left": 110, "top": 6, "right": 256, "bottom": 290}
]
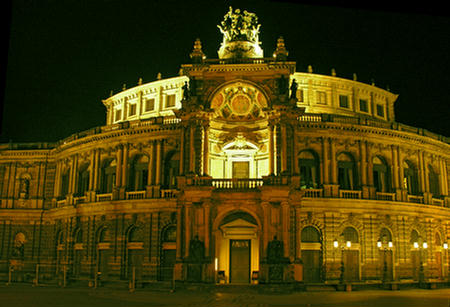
[
  {"left": 188, "top": 234, "right": 205, "bottom": 263},
  {"left": 11, "top": 233, "right": 26, "bottom": 259},
  {"left": 19, "top": 178, "right": 29, "bottom": 199},
  {"left": 182, "top": 81, "right": 190, "bottom": 101},
  {"left": 289, "top": 79, "right": 298, "bottom": 100},
  {"left": 267, "top": 235, "right": 284, "bottom": 263}
]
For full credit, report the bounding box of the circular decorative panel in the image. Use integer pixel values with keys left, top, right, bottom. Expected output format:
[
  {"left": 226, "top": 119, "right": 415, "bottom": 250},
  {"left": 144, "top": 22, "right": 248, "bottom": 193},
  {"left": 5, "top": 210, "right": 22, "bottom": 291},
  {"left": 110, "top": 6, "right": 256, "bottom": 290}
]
[{"left": 231, "top": 95, "right": 251, "bottom": 115}]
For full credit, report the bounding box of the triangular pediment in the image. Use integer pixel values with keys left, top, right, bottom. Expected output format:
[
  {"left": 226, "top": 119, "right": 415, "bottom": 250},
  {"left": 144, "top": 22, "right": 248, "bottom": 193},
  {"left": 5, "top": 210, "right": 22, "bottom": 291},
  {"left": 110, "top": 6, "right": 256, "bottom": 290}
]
[{"left": 220, "top": 218, "right": 257, "bottom": 229}]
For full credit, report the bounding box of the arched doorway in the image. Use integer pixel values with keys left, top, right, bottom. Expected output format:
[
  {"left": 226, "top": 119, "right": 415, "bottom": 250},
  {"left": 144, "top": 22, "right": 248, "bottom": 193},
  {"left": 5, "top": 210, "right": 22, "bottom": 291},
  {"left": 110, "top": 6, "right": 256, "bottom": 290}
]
[
  {"left": 215, "top": 211, "right": 260, "bottom": 284},
  {"left": 377, "top": 228, "right": 393, "bottom": 281},
  {"left": 159, "top": 225, "right": 177, "bottom": 281},
  {"left": 72, "top": 228, "right": 83, "bottom": 278},
  {"left": 95, "top": 227, "right": 110, "bottom": 278},
  {"left": 301, "top": 226, "right": 322, "bottom": 282},
  {"left": 125, "top": 226, "right": 143, "bottom": 280},
  {"left": 342, "top": 226, "right": 360, "bottom": 282}
]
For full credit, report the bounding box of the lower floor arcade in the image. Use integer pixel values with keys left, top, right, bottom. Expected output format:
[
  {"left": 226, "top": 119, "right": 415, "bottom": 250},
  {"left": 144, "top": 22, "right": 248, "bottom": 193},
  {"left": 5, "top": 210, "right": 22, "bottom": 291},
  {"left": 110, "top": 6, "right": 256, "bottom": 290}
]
[{"left": 1, "top": 197, "right": 449, "bottom": 286}]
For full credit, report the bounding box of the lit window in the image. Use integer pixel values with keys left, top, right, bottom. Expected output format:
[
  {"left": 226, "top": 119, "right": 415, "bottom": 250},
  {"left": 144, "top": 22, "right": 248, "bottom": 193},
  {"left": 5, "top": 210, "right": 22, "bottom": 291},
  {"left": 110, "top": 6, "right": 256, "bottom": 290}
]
[
  {"left": 317, "top": 91, "right": 327, "bottom": 104},
  {"left": 359, "top": 99, "right": 368, "bottom": 113},
  {"left": 296, "top": 89, "right": 304, "bottom": 102},
  {"left": 339, "top": 95, "right": 349, "bottom": 108},
  {"left": 166, "top": 94, "right": 176, "bottom": 108},
  {"left": 115, "top": 109, "right": 122, "bottom": 122},
  {"left": 129, "top": 104, "right": 137, "bottom": 116},
  {"left": 376, "top": 104, "right": 385, "bottom": 117},
  {"left": 145, "top": 98, "right": 155, "bottom": 112}
]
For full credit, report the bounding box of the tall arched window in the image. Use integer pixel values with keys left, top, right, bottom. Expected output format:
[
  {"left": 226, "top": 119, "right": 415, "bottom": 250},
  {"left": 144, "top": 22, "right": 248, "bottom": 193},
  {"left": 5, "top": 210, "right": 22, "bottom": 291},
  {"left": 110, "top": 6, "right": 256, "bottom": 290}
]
[
  {"left": 428, "top": 165, "right": 440, "bottom": 197},
  {"left": 129, "top": 154, "right": 149, "bottom": 191},
  {"left": 337, "top": 153, "right": 358, "bottom": 190},
  {"left": 164, "top": 151, "right": 180, "bottom": 189},
  {"left": 60, "top": 168, "right": 70, "bottom": 197},
  {"left": 100, "top": 159, "right": 116, "bottom": 193},
  {"left": 403, "top": 160, "right": 419, "bottom": 195},
  {"left": 373, "top": 156, "right": 390, "bottom": 193},
  {"left": 298, "top": 150, "right": 320, "bottom": 189},
  {"left": 77, "top": 163, "right": 90, "bottom": 196}
]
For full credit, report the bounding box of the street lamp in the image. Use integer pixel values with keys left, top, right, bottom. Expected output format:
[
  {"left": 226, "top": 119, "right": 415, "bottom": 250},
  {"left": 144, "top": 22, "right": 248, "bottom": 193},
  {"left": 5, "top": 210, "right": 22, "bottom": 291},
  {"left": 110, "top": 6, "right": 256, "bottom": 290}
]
[
  {"left": 333, "top": 235, "right": 351, "bottom": 284},
  {"left": 377, "top": 235, "right": 393, "bottom": 283},
  {"left": 412, "top": 238, "right": 428, "bottom": 286},
  {"left": 443, "top": 242, "right": 449, "bottom": 280}
]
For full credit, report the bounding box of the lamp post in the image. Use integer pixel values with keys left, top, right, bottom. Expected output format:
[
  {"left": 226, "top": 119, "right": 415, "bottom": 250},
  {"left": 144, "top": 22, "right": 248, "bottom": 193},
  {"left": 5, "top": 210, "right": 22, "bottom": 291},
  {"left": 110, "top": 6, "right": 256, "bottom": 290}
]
[
  {"left": 413, "top": 238, "right": 428, "bottom": 286},
  {"left": 443, "top": 242, "right": 448, "bottom": 280},
  {"left": 333, "top": 235, "right": 351, "bottom": 284},
  {"left": 377, "top": 236, "right": 393, "bottom": 283}
]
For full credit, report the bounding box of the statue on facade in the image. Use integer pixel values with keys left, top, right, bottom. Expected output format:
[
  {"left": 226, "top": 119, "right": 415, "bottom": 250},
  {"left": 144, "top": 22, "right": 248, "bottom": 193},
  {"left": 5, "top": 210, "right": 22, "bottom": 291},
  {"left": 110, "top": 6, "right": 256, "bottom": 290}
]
[
  {"left": 289, "top": 79, "right": 298, "bottom": 100},
  {"left": 188, "top": 235, "right": 205, "bottom": 263},
  {"left": 217, "top": 7, "right": 264, "bottom": 59},
  {"left": 267, "top": 235, "right": 284, "bottom": 263},
  {"left": 182, "top": 81, "right": 190, "bottom": 101}
]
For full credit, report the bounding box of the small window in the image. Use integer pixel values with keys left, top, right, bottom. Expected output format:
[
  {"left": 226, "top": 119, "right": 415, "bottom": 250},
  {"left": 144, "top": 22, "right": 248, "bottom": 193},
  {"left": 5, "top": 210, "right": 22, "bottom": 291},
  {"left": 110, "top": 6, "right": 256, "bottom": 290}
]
[
  {"left": 359, "top": 99, "right": 368, "bottom": 113},
  {"left": 317, "top": 91, "right": 327, "bottom": 104},
  {"left": 339, "top": 95, "right": 349, "bottom": 108},
  {"left": 376, "top": 104, "right": 385, "bottom": 117},
  {"left": 297, "top": 89, "right": 304, "bottom": 102},
  {"left": 115, "top": 109, "right": 122, "bottom": 122},
  {"left": 145, "top": 98, "right": 155, "bottom": 112},
  {"left": 166, "top": 94, "right": 176, "bottom": 108},
  {"left": 129, "top": 104, "right": 137, "bottom": 116}
]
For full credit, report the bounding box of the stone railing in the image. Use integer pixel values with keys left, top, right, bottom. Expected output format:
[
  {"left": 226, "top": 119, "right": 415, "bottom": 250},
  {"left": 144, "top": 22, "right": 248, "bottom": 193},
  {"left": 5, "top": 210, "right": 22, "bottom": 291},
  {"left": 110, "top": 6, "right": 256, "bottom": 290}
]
[
  {"left": 302, "top": 188, "right": 323, "bottom": 198},
  {"left": 376, "top": 192, "right": 396, "bottom": 201},
  {"left": 339, "top": 190, "right": 362, "bottom": 199},
  {"left": 96, "top": 193, "right": 113, "bottom": 202},
  {"left": 126, "top": 191, "right": 146, "bottom": 200},
  {"left": 160, "top": 189, "right": 179, "bottom": 198},
  {"left": 212, "top": 178, "right": 264, "bottom": 189},
  {"left": 407, "top": 195, "right": 424, "bottom": 204}
]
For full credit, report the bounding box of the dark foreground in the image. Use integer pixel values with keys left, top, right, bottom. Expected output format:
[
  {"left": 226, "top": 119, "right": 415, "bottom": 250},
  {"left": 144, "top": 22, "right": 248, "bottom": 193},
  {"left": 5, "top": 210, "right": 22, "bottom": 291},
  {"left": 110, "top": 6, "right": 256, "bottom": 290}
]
[{"left": 0, "top": 285, "right": 449, "bottom": 307}]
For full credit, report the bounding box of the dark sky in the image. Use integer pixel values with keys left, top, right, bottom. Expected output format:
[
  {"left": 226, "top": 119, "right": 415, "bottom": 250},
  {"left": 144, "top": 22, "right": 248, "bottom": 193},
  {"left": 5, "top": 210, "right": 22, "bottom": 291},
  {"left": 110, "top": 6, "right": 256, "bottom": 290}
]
[{"left": 2, "top": 0, "right": 450, "bottom": 143}]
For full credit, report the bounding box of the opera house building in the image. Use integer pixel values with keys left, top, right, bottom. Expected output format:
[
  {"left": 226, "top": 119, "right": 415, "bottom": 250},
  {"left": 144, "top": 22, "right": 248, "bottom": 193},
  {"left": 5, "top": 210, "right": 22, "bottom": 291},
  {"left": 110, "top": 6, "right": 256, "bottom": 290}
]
[{"left": 1, "top": 8, "right": 449, "bottom": 289}]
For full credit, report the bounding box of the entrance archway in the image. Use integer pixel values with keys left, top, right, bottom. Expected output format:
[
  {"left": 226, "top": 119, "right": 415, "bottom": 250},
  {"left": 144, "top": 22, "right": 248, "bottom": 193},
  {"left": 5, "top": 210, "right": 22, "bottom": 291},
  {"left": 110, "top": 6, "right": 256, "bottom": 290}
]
[
  {"left": 301, "top": 226, "right": 322, "bottom": 283},
  {"left": 215, "top": 211, "right": 260, "bottom": 284}
]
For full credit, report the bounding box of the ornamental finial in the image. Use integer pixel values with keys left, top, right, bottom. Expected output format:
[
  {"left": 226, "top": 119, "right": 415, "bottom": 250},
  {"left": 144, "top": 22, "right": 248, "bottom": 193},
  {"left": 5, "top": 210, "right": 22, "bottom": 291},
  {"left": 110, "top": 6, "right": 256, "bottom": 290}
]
[{"left": 273, "top": 36, "right": 288, "bottom": 61}]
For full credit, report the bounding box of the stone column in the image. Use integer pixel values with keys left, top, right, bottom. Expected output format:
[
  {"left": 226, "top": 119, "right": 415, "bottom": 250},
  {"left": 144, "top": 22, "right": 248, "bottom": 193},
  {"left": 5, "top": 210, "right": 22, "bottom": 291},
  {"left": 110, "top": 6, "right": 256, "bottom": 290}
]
[
  {"left": 121, "top": 143, "right": 128, "bottom": 188},
  {"left": 391, "top": 145, "right": 399, "bottom": 191},
  {"left": 115, "top": 145, "right": 123, "bottom": 199},
  {"left": 184, "top": 204, "right": 192, "bottom": 258},
  {"left": 322, "top": 137, "right": 329, "bottom": 184},
  {"left": 89, "top": 150, "right": 95, "bottom": 192},
  {"left": 189, "top": 124, "right": 195, "bottom": 174},
  {"left": 280, "top": 124, "right": 288, "bottom": 173},
  {"left": 155, "top": 140, "right": 162, "bottom": 185},
  {"left": 179, "top": 126, "right": 185, "bottom": 176},
  {"left": 330, "top": 139, "right": 337, "bottom": 184},
  {"left": 281, "top": 201, "right": 290, "bottom": 258},
  {"left": 93, "top": 149, "right": 100, "bottom": 191},
  {"left": 202, "top": 124, "right": 209, "bottom": 175},
  {"left": 268, "top": 124, "right": 275, "bottom": 174},
  {"left": 204, "top": 202, "right": 210, "bottom": 257},
  {"left": 54, "top": 160, "right": 61, "bottom": 198},
  {"left": 262, "top": 202, "right": 270, "bottom": 258},
  {"left": 360, "top": 140, "right": 368, "bottom": 198},
  {"left": 176, "top": 206, "right": 183, "bottom": 259}
]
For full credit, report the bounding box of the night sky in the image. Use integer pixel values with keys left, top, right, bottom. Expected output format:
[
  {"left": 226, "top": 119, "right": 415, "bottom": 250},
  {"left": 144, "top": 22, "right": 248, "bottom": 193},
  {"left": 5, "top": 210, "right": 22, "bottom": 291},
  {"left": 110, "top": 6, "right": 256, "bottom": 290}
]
[{"left": 2, "top": 0, "right": 450, "bottom": 143}]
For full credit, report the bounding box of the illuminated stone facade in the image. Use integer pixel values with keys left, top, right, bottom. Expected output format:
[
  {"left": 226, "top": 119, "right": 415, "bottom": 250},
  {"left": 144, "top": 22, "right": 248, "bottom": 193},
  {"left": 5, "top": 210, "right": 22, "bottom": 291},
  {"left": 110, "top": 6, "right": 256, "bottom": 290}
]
[{"left": 0, "top": 8, "right": 449, "bottom": 287}]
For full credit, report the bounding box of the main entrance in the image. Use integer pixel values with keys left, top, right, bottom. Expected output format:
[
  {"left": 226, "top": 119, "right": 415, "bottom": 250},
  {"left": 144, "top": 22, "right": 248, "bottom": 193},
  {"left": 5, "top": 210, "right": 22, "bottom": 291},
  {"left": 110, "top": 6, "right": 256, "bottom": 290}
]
[
  {"left": 230, "top": 240, "right": 251, "bottom": 283},
  {"left": 216, "top": 211, "right": 259, "bottom": 284}
]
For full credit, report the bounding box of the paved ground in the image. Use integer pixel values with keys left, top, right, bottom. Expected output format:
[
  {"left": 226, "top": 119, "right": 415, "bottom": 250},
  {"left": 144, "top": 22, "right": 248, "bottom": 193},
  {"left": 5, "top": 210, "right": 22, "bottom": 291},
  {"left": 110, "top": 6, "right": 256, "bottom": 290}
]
[{"left": 0, "top": 285, "right": 449, "bottom": 307}]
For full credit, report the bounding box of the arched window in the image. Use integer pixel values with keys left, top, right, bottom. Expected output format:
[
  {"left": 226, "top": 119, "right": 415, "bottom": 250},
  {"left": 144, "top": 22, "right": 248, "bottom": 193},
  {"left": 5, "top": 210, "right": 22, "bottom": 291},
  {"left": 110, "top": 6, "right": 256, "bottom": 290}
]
[
  {"left": 342, "top": 226, "right": 359, "bottom": 243},
  {"left": 100, "top": 159, "right": 116, "bottom": 193},
  {"left": 162, "top": 225, "right": 177, "bottom": 242},
  {"left": 403, "top": 160, "right": 419, "bottom": 195},
  {"left": 337, "top": 153, "right": 358, "bottom": 190},
  {"left": 298, "top": 150, "right": 320, "bottom": 189},
  {"left": 301, "top": 226, "right": 321, "bottom": 243},
  {"left": 127, "top": 226, "right": 140, "bottom": 243},
  {"left": 373, "top": 156, "right": 390, "bottom": 193},
  {"left": 428, "top": 165, "right": 440, "bottom": 197},
  {"left": 129, "top": 154, "right": 149, "bottom": 191},
  {"left": 60, "top": 168, "right": 70, "bottom": 197},
  {"left": 164, "top": 152, "right": 180, "bottom": 189},
  {"left": 77, "top": 163, "right": 90, "bottom": 196},
  {"left": 410, "top": 230, "right": 420, "bottom": 246}
]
